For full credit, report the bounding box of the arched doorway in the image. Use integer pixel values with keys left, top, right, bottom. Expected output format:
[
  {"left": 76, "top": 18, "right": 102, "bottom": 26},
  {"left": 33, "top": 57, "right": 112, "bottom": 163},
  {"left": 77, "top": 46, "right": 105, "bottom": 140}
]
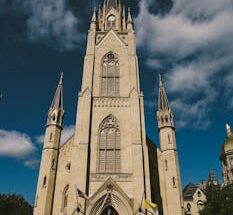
[{"left": 101, "top": 205, "right": 119, "bottom": 215}]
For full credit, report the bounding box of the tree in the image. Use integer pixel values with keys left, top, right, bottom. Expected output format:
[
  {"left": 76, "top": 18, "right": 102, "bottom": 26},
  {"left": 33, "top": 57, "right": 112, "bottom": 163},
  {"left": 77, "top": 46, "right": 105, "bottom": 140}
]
[
  {"left": 200, "top": 185, "right": 233, "bottom": 215},
  {"left": 0, "top": 194, "right": 33, "bottom": 215}
]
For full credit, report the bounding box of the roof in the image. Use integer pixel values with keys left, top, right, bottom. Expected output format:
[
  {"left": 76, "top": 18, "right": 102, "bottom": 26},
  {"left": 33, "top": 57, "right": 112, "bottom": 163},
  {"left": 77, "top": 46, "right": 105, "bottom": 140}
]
[
  {"left": 158, "top": 75, "right": 170, "bottom": 112},
  {"left": 183, "top": 183, "right": 198, "bottom": 199}
]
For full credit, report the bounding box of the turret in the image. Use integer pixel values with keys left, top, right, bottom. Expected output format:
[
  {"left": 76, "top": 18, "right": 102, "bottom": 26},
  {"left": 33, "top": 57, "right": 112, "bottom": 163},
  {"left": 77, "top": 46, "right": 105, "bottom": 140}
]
[
  {"left": 33, "top": 73, "right": 64, "bottom": 215},
  {"left": 157, "top": 74, "right": 183, "bottom": 215}
]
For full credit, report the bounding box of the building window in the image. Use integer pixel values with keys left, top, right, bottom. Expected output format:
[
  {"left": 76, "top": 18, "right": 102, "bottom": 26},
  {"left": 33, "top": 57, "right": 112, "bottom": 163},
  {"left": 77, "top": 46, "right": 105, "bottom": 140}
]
[
  {"left": 168, "top": 134, "right": 171, "bottom": 144},
  {"left": 49, "top": 133, "right": 53, "bottom": 142},
  {"left": 107, "top": 15, "right": 116, "bottom": 30},
  {"left": 66, "top": 163, "right": 71, "bottom": 172},
  {"left": 172, "top": 177, "right": 177, "bottom": 188},
  {"left": 43, "top": 176, "right": 47, "bottom": 187},
  {"left": 51, "top": 159, "right": 56, "bottom": 170},
  {"left": 62, "top": 185, "right": 69, "bottom": 211},
  {"left": 197, "top": 191, "right": 202, "bottom": 197},
  {"left": 98, "top": 115, "right": 121, "bottom": 173},
  {"left": 101, "top": 52, "right": 120, "bottom": 97}
]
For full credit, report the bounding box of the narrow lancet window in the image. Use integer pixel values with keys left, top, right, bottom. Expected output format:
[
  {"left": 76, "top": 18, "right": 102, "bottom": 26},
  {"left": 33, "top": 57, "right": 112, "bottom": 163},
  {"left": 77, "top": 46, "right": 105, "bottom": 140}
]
[
  {"left": 62, "top": 185, "right": 69, "bottom": 211},
  {"left": 101, "top": 52, "right": 120, "bottom": 97}
]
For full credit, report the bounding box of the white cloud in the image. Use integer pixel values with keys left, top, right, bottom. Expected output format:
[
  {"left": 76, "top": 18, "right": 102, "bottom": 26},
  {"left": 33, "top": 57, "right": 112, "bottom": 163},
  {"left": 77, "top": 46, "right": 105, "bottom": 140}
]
[
  {"left": 61, "top": 125, "right": 75, "bottom": 145},
  {"left": 135, "top": 0, "right": 233, "bottom": 129},
  {"left": 26, "top": 0, "right": 84, "bottom": 50},
  {"left": 0, "top": 129, "right": 36, "bottom": 159}
]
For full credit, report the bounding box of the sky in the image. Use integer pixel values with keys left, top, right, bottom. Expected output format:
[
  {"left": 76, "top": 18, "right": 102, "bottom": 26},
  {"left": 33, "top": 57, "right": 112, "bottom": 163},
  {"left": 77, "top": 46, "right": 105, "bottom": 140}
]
[{"left": 0, "top": 0, "right": 233, "bottom": 204}]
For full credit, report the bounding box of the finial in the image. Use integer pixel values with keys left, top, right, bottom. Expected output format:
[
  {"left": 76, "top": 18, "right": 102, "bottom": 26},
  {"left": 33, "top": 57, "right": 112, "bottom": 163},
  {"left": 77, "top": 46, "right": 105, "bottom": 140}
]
[
  {"left": 226, "top": 123, "right": 232, "bottom": 137},
  {"left": 91, "top": 7, "right": 97, "bottom": 22},
  {"left": 98, "top": 5, "right": 101, "bottom": 17},
  {"left": 123, "top": 5, "right": 126, "bottom": 17},
  {"left": 59, "top": 72, "right": 64, "bottom": 85},
  {"left": 127, "top": 7, "right": 133, "bottom": 22},
  {"left": 159, "top": 73, "right": 163, "bottom": 87}
]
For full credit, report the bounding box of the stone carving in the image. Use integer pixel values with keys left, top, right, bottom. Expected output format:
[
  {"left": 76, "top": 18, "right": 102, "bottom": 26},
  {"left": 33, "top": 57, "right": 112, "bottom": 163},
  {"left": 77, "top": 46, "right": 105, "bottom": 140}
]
[
  {"left": 90, "top": 173, "right": 133, "bottom": 182},
  {"left": 93, "top": 97, "right": 129, "bottom": 108}
]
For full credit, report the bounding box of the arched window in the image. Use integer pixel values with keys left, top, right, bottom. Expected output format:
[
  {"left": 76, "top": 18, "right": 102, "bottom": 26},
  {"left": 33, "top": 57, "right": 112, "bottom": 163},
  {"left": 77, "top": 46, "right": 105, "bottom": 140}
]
[
  {"left": 107, "top": 15, "right": 116, "bottom": 30},
  {"left": 98, "top": 115, "right": 121, "bottom": 173},
  {"left": 62, "top": 185, "right": 69, "bottom": 211},
  {"left": 101, "top": 52, "right": 120, "bottom": 97}
]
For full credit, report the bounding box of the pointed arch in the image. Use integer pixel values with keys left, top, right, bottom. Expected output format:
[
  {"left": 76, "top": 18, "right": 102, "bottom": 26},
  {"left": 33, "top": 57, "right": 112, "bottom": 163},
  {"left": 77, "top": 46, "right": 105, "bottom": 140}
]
[
  {"left": 100, "top": 51, "right": 120, "bottom": 97},
  {"left": 97, "top": 115, "right": 121, "bottom": 173},
  {"left": 61, "top": 185, "right": 69, "bottom": 211}
]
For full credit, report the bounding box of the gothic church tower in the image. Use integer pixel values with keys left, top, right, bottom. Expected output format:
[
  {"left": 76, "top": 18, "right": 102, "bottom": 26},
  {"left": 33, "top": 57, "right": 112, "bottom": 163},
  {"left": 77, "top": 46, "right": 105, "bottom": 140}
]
[
  {"left": 34, "top": 73, "right": 64, "bottom": 215},
  {"left": 157, "top": 75, "right": 184, "bottom": 215},
  {"left": 33, "top": 1, "right": 184, "bottom": 215}
]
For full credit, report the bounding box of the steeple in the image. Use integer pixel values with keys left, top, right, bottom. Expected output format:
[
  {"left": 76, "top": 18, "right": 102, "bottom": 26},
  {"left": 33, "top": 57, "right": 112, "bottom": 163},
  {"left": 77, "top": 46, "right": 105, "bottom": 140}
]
[
  {"left": 156, "top": 74, "right": 183, "bottom": 213},
  {"left": 158, "top": 74, "right": 170, "bottom": 112},
  {"left": 208, "top": 169, "right": 218, "bottom": 186},
  {"left": 50, "top": 72, "right": 64, "bottom": 111},
  {"left": 47, "top": 72, "right": 64, "bottom": 127},
  {"left": 34, "top": 73, "right": 64, "bottom": 215},
  {"left": 157, "top": 74, "right": 174, "bottom": 129}
]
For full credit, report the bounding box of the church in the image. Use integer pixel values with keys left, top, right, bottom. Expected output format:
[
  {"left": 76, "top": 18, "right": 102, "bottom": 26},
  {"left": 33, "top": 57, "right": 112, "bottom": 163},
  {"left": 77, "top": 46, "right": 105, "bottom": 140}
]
[{"left": 33, "top": 1, "right": 184, "bottom": 214}]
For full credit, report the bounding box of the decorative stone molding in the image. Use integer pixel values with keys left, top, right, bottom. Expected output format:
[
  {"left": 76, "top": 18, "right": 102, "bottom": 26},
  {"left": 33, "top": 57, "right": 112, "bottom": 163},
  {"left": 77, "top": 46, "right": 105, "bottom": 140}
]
[
  {"left": 93, "top": 97, "right": 129, "bottom": 108},
  {"left": 90, "top": 173, "right": 133, "bottom": 182}
]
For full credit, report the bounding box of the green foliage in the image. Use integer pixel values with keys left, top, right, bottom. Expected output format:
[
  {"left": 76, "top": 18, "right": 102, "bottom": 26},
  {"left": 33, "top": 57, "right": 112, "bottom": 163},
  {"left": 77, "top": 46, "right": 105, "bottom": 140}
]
[
  {"left": 0, "top": 194, "right": 33, "bottom": 215},
  {"left": 200, "top": 185, "right": 233, "bottom": 215}
]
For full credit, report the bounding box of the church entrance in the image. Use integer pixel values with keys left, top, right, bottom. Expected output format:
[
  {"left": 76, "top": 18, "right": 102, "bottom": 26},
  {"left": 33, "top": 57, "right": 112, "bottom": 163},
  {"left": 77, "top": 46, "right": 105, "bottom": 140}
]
[{"left": 101, "top": 205, "right": 119, "bottom": 215}]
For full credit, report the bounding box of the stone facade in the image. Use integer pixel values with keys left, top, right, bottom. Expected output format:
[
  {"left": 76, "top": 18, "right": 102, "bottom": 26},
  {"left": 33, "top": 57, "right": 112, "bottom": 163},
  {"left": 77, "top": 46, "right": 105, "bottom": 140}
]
[
  {"left": 33, "top": 1, "right": 184, "bottom": 215},
  {"left": 183, "top": 184, "right": 206, "bottom": 215}
]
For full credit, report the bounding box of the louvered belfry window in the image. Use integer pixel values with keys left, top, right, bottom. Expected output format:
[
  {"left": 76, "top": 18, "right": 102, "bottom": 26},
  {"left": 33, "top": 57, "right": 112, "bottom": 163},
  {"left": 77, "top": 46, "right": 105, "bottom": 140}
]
[
  {"left": 98, "top": 115, "right": 121, "bottom": 173},
  {"left": 101, "top": 52, "right": 120, "bottom": 97}
]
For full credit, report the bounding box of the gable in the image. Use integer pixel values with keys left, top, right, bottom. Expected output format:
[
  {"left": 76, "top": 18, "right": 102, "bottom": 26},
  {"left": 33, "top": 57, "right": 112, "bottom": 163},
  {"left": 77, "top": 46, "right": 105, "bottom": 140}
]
[{"left": 96, "top": 30, "right": 128, "bottom": 48}]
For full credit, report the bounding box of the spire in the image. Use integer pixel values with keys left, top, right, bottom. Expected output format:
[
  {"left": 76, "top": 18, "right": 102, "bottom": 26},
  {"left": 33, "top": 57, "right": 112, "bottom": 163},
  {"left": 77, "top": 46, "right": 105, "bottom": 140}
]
[
  {"left": 158, "top": 74, "right": 170, "bottom": 112},
  {"left": 127, "top": 7, "right": 133, "bottom": 23},
  {"left": 122, "top": 5, "right": 126, "bottom": 18},
  {"left": 226, "top": 123, "right": 232, "bottom": 137},
  {"left": 91, "top": 7, "right": 97, "bottom": 22},
  {"left": 98, "top": 5, "right": 102, "bottom": 19},
  {"left": 106, "top": 0, "right": 119, "bottom": 9},
  {"left": 208, "top": 169, "right": 218, "bottom": 186},
  {"left": 90, "top": 8, "right": 97, "bottom": 31},
  {"left": 50, "top": 72, "right": 64, "bottom": 111}
]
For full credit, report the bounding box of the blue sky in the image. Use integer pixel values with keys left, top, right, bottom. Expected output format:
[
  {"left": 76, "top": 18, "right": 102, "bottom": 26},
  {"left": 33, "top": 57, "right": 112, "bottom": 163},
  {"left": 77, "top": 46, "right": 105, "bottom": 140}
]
[{"left": 0, "top": 0, "right": 233, "bottom": 204}]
